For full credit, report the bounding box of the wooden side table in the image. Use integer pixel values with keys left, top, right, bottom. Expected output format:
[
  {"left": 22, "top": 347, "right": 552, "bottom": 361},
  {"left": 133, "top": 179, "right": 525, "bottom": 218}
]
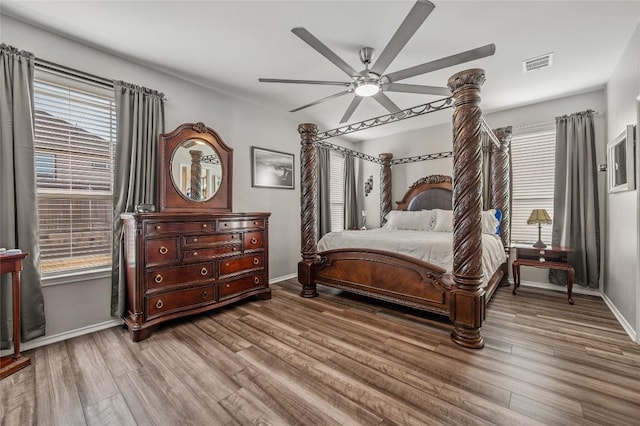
[
  {"left": 512, "top": 245, "right": 575, "bottom": 304},
  {"left": 0, "top": 252, "right": 31, "bottom": 379}
]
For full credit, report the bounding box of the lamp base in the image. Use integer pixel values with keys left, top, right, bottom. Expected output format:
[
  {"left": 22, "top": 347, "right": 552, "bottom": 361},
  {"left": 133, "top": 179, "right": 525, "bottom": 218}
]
[{"left": 533, "top": 240, "right": 547, "bottom": 249}]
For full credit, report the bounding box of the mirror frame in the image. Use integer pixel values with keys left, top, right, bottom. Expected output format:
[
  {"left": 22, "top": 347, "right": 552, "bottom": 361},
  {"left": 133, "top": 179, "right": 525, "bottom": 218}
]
[{"left": 159, "top": 122, "right": 233, "bottom": 212}]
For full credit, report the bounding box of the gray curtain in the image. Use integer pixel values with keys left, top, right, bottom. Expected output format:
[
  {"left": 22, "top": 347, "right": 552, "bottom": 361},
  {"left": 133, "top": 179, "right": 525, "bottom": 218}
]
[
  {"left": 0, "top": 44, "right": 46, "bottom": 348},
  {"left": 550, "top": 110, "right": 600, "bottom": 288},
  {"left": 481, "top": 132, "right": 493, "bottom": 209},
  {"left": 317, "top": 146, "right": 331, "bottom": 238},
  {"left": 111, "top": 81, "right": 164, "bottom": 317},
  {"left": 344, "top": 155, "right": 358, "bottom": 230}
]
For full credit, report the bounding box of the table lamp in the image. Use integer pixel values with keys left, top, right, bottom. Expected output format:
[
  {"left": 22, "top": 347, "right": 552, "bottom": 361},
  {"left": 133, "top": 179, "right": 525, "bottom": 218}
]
[{"left": 527, "top": 209, "right": 552, "bottom": 248}]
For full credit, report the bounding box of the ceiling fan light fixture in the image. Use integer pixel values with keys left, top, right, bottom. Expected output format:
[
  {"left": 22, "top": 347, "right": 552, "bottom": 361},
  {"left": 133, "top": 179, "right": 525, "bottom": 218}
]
[{"left": 354, "top": 81, "right": 380, "bottom": 97}]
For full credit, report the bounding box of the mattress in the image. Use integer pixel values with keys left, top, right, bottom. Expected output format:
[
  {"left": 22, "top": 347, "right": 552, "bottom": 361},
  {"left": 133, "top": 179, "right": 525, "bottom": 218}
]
[{"left": 317, "top": 228, "right": 507, "bottom": 287}]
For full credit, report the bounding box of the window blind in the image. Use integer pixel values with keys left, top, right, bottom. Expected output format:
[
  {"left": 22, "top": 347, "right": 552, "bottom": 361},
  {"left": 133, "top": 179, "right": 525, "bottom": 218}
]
[
  {"left": 510, "top": 127, "right": 556, "bottom": 244},
  {"left": 34, "top": 76, "right": 116, "bottom": 274},
  {"left": 330, "top": 152, "right": 345, "bottom": 232}
]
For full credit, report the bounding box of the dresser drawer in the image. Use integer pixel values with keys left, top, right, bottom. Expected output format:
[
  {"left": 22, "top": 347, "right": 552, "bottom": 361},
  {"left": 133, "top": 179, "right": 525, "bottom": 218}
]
[
  {"left": 220, "top": 274, "right": 265, "bottom": 300},
  {"left": 184, "top": 246, "right": 241, "bottom": 261},
  {"left": 244, "top": 231, "right": 264, "bottom": 251},
  {"left": 145, "top": 238, "right": 179, "bottom": 266},
  {"left": 218, "top": 218, "right": 264, "bottom": 230},
  {"left": 220, "top": 254, "right": 264, "bottom": 276},
  {"left": 183, "top": 232, "right": 241, "bottom": 247},
  {"left": 145, "top": 221, "right": 213, "bottom": 235},
  {"left": 146, "top": 264, "right": 213, "bottom": 290},
  {"left": 147, "top": 285, "right": 214, "bottom": 319}
]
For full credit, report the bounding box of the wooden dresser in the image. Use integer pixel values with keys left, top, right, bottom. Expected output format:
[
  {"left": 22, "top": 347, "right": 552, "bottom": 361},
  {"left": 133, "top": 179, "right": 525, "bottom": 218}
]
[{"left": 121, "top": 212, "right": 271, "bottom": 341}]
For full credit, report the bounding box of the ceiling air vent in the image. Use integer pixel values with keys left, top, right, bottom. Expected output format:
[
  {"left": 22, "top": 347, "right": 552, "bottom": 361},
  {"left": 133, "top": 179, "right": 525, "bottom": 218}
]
[{"left": 522, "top": 53, "right": 553, "bottom": 73}]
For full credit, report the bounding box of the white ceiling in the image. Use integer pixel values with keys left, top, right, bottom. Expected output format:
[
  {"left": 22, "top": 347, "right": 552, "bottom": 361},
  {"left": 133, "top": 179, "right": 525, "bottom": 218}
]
[{"left": 2, "top": 1, "right": 639, "bottom": 141}]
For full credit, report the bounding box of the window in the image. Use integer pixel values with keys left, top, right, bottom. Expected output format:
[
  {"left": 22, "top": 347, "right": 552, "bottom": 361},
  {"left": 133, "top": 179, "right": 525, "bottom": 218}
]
[
  {"left": 510, "top": 126, "right": 556, "bottom": 244},
  {"left": 34, "top": 73, "right": 116, "bottom": 275},
  {"left": 330, "top": 151, "right": 345, "bottom": 232}
]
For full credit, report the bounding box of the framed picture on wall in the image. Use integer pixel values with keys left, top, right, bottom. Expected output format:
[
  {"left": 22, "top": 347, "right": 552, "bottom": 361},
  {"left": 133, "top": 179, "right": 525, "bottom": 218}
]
[
  {"left": 607, "top": 124, "right": 636, "bottom": 193},
  {"left": 251, "top": 146, "right": 295, "bottom": 189}
]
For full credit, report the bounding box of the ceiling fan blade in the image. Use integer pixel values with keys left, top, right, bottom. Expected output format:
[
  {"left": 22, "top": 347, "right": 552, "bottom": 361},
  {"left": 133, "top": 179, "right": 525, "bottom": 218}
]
[
  {"left": 373, "top": 92, "right": 402, "bottom": 115},
  {"left": 289, "top": 90, "right": 352, "bottom": 113},
  {"left": 370, "top": 0, "right": 435, "bottom": 75},
  {"left": 291, "top": 27, "right": 360, "bottom": 78},
  {"left": 383, "top": 83, "right": 450, "bottom": 96},
  {"left": 340, "top": 96, "right": 363, "bottom": 124},
  {"left": 259, "top": 78, "right": 351, "bottom": 86},
  {"left": 384, "top": 43, "right": 496, "bottom": 83}
]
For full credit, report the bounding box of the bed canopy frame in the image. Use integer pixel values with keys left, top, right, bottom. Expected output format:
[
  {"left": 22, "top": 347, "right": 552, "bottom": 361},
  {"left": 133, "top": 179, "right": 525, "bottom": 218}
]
[{"left": 297, "top": 68, "right": 512, "bottom": 349}]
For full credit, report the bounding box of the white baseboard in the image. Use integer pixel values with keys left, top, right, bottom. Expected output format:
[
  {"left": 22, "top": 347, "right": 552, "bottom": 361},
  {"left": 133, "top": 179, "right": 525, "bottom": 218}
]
[
  {"left": 506, "top": 280, "right": 638, "bottom": 344},
  {"left": 601, "top": 291, "right": 638, "bottom": 343},
  {"left": 0, "top": 318, "right": 122, "bottom": 357},
  {"left": 270, "top": 273, "right": 297, "bottom": 284},
  {"left": 515, "top": 279, "right": 602, "bottom": 296},
  {"left": 1, "top": 276, "right": 298, "bottom": 356}
]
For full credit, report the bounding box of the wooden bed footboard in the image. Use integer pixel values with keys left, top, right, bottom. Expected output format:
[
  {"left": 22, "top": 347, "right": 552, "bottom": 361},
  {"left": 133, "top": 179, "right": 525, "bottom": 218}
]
[
  {"left": 309, "top": 248, "right": 506, "bottom": 319},
  {"left": 313, "top": 248, "right": 453, "bottom": 315}
]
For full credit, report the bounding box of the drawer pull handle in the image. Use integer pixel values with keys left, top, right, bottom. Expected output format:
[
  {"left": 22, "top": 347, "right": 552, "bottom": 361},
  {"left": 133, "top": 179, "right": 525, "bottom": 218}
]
[
  {"left": 254, "top": 277, "right": 260, "bottom": 284},
  {"left": 253, "top": 258, "right": 260, "bottom": 265},
  {"left": 154, "top": 274, "right": 163, "bottom": 284},
  {"left": 202, "top": 224, "right": 208, "bottom": 228},
  {"left": 250, "top": 238, "right": 258, "bottom": 244},
  {"left": 155, "top": 299, "right": 164, "bottom": 309},
  {"left": 225, "top": 263, "right": 229, "bottom": 267},
  {"left": 193, "top": 252, "right": 198, "bottom": 257},
  {"left": 159, "top": 246, "right": 168, "bottom": 255},
  {"left": 226, "top": 284, "right": 230, "bottom": 288},
  {"left": 193, "top": 237, "right": 198, "bottom": 243},
  {"left": 201, "top": 290, "right": 208, "bottom": 298},
  {"left": 224, "top": 223, "right": 228, "bottom": 227},
  {"left": 200, "top": 267, "right": 208, "bottom": 276},
  {"left": 254, "top": 221, "right": 258, "bottom": 225},
  {"left": 155, "top": 225, "right": 161, "bottom": 230}
]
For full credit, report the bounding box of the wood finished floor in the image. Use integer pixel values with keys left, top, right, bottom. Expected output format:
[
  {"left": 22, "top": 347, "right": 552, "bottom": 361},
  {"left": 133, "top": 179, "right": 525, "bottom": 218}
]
[{"left": 2, "top": 280, "right": 640, "bottom": 425}]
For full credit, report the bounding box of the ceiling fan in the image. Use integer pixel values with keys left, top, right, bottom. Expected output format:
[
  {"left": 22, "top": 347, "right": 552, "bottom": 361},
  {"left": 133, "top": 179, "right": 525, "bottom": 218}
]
[{"left": 259, "top": 0, "right": 495, "bottom": 124}]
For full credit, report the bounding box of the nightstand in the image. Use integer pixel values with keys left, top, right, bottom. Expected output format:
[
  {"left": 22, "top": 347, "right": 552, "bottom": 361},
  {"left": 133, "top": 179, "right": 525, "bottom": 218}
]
[{"left": 512, "top": 245, "right": 575, "bottom": 304}]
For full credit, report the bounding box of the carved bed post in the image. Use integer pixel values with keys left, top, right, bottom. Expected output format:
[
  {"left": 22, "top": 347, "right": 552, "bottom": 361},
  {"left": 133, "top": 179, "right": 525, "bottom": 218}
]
[
  {"left": 379, "top": 153, "right": 393, "bottom": 226},
  {"left": 447, "top": 69, "right": 486, "bottom": 349},
  {"left": 491, "top": 127, "right": 512, "bottom": 248},
  {"left": 298, "top": 123, "right": 319, "bottom": 298}
]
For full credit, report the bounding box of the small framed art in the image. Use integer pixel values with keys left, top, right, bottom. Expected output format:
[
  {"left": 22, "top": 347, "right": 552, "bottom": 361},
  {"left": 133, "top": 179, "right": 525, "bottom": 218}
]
[
  {"left": 607, "top": 124, "right": 636, "bottom": 193},
  {"left": 251, "top": 146, "right": 295, "bottom": 189}
]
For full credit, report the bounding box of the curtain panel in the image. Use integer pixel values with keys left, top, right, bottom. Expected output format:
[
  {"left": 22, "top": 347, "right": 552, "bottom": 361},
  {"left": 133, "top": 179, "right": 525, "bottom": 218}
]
[
  {"left": 550, "top": 110, "right": 600, "bottom": 288},
  {"left": 111, "top": 81, "right": 164, "bottom": 317},
  {"left": 481, "top": 132, "right": 493, "bottom": 210},
  {"left": 0, "top": 44, "right": 46, "bottom": 347},
  {"left": 344, "top": 155, "right": 358, "bottom": 230},
  {"left": 317, "top": 146, "right": 331, "bottom": 238}
]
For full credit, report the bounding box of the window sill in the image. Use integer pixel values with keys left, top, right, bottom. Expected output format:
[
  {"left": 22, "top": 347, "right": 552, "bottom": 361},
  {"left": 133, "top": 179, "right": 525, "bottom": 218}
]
[{"left": 42, "top": 267, "right": 111, "bottom": 287}]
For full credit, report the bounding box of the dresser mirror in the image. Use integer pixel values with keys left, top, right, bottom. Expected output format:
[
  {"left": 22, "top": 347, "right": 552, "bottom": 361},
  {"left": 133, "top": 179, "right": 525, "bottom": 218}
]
[
  {"left": 171, "top": 139, "right": 222, "bottom": 201},
  {"left": 159, "top": 122, "right": 233, "bottom": 212}
]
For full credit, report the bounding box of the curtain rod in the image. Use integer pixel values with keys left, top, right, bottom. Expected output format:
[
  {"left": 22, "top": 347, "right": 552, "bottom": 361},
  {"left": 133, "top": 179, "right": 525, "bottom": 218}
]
[
  {"left": 35, "top": 57, "right": 167, "bottom": 100},
  {"left": 35, "top": 57, "right": 113, "bottom": 89},
  {"left": 513, "top": 110, "right": 601, "bottom": 131}
]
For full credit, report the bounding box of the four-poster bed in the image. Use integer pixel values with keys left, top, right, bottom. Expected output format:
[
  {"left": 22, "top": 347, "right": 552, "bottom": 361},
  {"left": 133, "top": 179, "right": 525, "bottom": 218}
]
[{"left": 297, "top": 68, "right": 512, "bottom": 348}]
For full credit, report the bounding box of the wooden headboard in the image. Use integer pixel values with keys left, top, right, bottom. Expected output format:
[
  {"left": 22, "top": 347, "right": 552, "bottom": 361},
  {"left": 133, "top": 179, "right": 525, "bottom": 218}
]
[{"left": 396, "top": 175, "right": 453, "bottom": 211}]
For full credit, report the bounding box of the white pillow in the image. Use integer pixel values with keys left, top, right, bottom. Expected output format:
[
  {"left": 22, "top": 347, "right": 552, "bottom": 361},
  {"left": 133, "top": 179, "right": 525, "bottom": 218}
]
[
  {"left": 423, "top": 209, "right": 437, "bottom": 231},
  {"left": 432, "top": 209, "right": 500, "bottom": 234},
  {"left": 482, "top": 209, "right": 500, "bottom": 235},
  {"left": 432, "top": 209, "right": 453, "bottom": 232},
  {"left": 384, "top": 210, "right": 432, "bottom": 231}
]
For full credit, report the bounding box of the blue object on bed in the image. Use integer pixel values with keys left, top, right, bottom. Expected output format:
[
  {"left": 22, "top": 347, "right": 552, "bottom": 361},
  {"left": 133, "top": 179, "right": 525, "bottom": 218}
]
[{"left": 494, "top": 208, "right": 502, "bottom": 235}]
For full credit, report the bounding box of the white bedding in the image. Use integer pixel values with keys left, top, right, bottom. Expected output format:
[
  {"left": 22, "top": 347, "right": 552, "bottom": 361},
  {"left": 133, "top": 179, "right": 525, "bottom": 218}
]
[{"left": 317, "top": 229, "right": 506, "bottom": 287}]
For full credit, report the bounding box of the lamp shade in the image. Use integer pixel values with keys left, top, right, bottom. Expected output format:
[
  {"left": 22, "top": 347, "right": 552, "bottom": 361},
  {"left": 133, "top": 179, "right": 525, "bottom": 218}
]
[{"left": 527, "top": 209, "right": 552, "bottom": 225}]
